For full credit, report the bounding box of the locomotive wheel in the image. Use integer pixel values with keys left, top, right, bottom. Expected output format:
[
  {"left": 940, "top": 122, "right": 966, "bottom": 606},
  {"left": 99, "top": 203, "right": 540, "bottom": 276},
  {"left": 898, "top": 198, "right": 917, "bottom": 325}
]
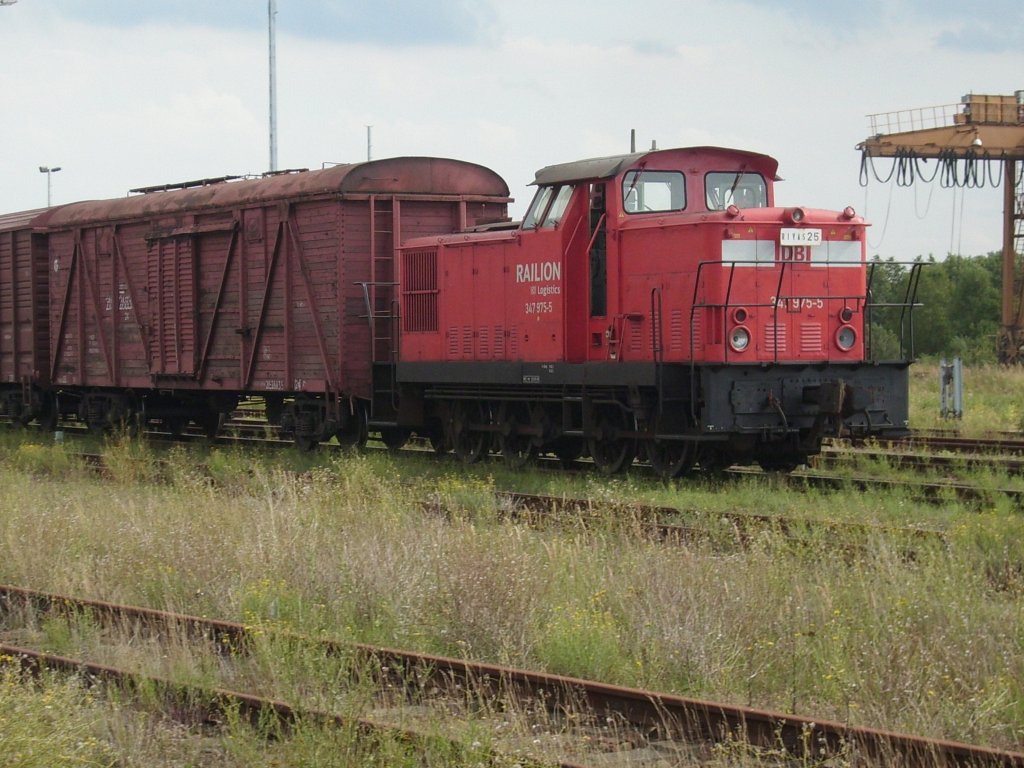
[
  {"left": 427, "top": 426, "right": 448, "bottom": 454},
  {"left": 336, "top": 403, "right": 368, "bottom": 449},
  {"left": 550, "top": 437, "right": 584, "bottom": 467},
  {"left": 645, "top": 410, "right": 696, "bottom": 479},
  {"left": 496, "top": 402, "right": 537, "bottom": 469},
  {"left": 757, "top": 457, "right": 802, "bottom": 473},
  {"left": 451, "top": 401, "right": 489, "bottom": 464},
  {"left": 696, "top": 446, "right": 730, "bottom": 474},
  {"left": 587, "top": 406, "right": 636, "bottom": 475}
]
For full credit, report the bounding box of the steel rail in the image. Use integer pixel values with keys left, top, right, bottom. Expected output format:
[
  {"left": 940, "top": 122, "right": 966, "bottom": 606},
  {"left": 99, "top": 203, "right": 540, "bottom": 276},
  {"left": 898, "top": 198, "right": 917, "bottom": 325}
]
[
  {"left": 2, "top": 585, "right": 1020, "bottom": 767},
  {"left": 0, "top": 642, "right": 578, "bottom": 768}
]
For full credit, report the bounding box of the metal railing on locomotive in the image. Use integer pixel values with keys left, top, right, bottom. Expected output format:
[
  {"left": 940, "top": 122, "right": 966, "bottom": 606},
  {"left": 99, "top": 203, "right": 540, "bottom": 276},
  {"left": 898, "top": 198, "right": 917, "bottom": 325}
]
[
  {"left": 668, "top": 259, "right": 925, "bottom": 429},
  {"left": 685, "top": 259, "right": 925, "bottom": 366}
]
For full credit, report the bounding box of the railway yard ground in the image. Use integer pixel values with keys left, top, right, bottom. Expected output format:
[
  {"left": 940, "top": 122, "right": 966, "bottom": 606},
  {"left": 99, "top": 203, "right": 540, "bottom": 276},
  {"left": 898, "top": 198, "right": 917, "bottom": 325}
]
[{"left": 2, "top": 363, "right": 1024, "bottom": 766}]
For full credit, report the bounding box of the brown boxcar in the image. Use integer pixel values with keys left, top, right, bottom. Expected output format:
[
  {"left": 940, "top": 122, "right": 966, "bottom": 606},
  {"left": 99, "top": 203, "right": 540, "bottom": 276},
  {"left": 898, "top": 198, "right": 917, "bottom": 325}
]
[
  {"left": 0, "top": 208, "right": 51, "bottom": 425},
  {"left": 37, "top": 157, "right": 509, "bottom": 443}
]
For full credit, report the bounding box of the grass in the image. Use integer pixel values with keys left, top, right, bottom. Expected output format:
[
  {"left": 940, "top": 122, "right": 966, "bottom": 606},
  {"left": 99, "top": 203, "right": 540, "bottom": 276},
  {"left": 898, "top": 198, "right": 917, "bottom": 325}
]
[
  {"left": 1, "top": 445, "right": 1023, "bottom": 752},
  {"left": 0, "top": 363, "right": 1023, "bottom": 760},
  {"left": 909, "top": 359, "right": 1024, "bottom": 434}
]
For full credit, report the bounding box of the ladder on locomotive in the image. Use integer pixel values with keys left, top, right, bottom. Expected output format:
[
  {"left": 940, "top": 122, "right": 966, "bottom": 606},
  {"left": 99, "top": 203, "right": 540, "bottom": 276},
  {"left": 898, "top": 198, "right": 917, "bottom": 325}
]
[{"left": 359, "top": 195, "right": 400, "bottom": 417}]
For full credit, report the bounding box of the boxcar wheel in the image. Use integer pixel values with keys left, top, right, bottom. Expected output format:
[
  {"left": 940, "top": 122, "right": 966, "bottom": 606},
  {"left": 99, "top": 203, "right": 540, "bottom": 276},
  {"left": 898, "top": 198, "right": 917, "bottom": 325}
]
[
  {"left": 163, "top": 415, "right": 188, "bottom": 438},
  {"left": 380, "top": 427, "right": 410, "bottom": 451},
  {"left": 199, "top": 411, "right": 223, "bottom": 440},
  {"left": 587, "top": 406, "right": 636, "bottom": 475},
  {"left": 295, "top": 434, "right": 319, "bottom": 451}
]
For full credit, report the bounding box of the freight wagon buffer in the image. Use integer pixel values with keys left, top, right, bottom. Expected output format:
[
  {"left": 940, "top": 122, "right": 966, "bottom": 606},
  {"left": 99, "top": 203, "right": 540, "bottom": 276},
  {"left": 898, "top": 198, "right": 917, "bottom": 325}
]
[
  {"left": 35, "top": 158, "right": 509, "bottom": 442},
  {"left": 396, "top": 147, "right": 916, "bottom": 475}
]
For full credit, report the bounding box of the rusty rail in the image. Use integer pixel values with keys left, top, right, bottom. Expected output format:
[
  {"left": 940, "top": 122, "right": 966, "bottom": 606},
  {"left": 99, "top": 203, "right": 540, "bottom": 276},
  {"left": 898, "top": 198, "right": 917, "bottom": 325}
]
[{"left": 1, "top": 585, "right": 1020, "bottom": 767}]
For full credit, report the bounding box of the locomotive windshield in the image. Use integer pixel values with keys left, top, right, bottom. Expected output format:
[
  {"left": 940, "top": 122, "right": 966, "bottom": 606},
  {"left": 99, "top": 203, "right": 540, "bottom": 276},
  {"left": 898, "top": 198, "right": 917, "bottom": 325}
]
[
  {"left": 705, "top": 171, "right": 767, "bottom": 210},
  {"left": 522, "top": 184, "right": 574, "bottom": 229},
  {"left": 621, "top": 170, "right": 686, "bottom": 214}
]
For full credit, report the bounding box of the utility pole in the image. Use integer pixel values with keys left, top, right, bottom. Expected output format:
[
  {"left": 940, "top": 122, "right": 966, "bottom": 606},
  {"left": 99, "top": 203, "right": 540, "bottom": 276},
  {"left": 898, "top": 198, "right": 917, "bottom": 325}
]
[{"left": 268, "top": 0, "right": 278, "bottom": 172}]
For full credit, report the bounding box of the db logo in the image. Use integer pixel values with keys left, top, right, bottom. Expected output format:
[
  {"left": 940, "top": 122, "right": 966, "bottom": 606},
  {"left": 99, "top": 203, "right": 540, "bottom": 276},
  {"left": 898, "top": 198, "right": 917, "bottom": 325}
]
[{"left": 778, "top": 246, "right": 813, "bottom": 263}]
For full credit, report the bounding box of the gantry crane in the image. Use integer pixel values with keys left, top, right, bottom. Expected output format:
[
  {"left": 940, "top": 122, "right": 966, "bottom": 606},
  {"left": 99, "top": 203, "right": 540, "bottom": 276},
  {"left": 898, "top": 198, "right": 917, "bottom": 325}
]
[{"left": 858, "top": 92, "right": 1024, "bottom": 363}]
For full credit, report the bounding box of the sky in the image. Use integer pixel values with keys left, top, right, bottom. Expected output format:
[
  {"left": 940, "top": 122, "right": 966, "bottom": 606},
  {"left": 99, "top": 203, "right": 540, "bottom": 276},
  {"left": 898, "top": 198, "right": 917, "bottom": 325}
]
[{"left": 1, "top": 0, "right": 1021, "bottom": 261}]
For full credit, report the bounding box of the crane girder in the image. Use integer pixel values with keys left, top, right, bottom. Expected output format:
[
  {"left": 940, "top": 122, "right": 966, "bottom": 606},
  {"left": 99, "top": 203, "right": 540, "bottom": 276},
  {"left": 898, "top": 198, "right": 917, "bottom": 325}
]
[{"left": 859, "top": 125, "right": 1024, "bottom": 159}]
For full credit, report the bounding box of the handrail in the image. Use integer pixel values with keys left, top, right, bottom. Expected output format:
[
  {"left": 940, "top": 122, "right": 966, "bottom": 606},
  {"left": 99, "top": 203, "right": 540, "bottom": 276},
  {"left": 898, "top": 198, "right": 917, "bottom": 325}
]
[{"left": 690, "top": 259, "right": 924, "bottom": 365}]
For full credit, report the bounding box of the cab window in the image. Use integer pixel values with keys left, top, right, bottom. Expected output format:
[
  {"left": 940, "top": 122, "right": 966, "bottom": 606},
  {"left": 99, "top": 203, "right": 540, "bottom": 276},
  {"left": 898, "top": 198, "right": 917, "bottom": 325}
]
[
  {"left": 522, "top": 184, "right": 575, "bottom": 230},
  {"left": 541, "top": 185, "right": 574, "bottom": 227},
  {"left": 705, "top": 172, "right": 767, "bottom": 210},
  {"left": 621, "top": 170, "right": 686, "bottom": 214},
  {"left": 522, "top": 186, "right": 554, "bottom": 230}
]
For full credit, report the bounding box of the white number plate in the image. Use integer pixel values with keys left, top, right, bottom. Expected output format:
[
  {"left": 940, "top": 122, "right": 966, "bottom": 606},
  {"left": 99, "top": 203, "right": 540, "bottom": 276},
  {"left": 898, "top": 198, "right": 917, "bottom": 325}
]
[{"left": 780, "top": 228, "right": 822, "bottom": 246}]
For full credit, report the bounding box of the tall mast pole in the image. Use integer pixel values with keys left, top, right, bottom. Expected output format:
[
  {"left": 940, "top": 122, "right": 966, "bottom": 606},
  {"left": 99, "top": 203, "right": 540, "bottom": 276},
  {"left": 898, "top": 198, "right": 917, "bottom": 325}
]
[{"left": 268, "top": 0, "right": 278, "bottom": 172}]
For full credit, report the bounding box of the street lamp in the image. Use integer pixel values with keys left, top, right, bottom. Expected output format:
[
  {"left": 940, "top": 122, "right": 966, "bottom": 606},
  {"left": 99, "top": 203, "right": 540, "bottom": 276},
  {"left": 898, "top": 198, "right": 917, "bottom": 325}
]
[
  {"left": 39, "top": 166, "right": 61, "bottom": 207},
  {"left": 268, "top": 0, "right": 277, "bottom": 172}
]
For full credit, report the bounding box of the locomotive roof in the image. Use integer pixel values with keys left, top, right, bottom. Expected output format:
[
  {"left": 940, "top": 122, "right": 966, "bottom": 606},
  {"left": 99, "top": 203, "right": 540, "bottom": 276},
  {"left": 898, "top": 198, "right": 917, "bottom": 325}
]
[
  {"left": 34, "top": 156, "right": 510, "bottom": 229},
  {"left": 532, "top": 146, "right": 779, "bottom": 185}
]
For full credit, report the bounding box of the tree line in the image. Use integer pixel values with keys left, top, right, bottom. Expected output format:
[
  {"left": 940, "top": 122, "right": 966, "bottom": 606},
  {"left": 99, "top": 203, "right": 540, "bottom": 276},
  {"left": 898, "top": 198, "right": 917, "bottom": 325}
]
[{"left": 866, "top": 252, "right": 1004, "bottom": 364}]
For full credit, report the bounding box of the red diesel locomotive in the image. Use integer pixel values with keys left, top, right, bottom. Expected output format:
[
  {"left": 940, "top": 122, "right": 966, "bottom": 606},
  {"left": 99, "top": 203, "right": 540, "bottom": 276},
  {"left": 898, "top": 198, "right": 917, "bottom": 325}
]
[{"left": 391, "top": 146, "right": 918, "bottom": 475}]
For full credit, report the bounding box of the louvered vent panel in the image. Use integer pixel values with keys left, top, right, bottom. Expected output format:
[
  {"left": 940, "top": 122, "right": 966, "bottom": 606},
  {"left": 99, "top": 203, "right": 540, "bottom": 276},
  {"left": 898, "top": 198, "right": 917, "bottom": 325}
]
[
  {"left": 478, "top": 325, "right": 489, "bottom": 358},
  {"left": 401, "top": 248, "right": 438, "bottom": 332},
  {"left": 690, "top": 310, "right": 704, "bottom": 354},
  {"left": 494, "top": 326, "right": 505, "bottom": 359},
  {"left": 670, "top": 309, "right": 683, "bottom": 353},
  {"left": 447, "top": 328, "right": 459, "bottom": 359},
  {"left": 764, "top": 323, "right": 787, "bottom": 354},
  {"left": 628, "top": 318, "right": 643, "bottom": 355},
  {"left": 800, "top": 323, "right": 823, "bottom": 355}
]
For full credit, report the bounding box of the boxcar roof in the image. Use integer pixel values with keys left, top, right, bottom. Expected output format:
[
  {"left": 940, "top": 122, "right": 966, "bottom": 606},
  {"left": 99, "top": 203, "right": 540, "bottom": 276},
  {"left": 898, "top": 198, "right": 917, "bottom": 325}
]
[
  {"left": 37, "top": 156, "right": 510, "bottom": 229},
  {"left": 0, "top": 207, "right": 49, "bottom": 232},
  {"left": 532, "top": 146, "right": 779, "bottom": 185}
]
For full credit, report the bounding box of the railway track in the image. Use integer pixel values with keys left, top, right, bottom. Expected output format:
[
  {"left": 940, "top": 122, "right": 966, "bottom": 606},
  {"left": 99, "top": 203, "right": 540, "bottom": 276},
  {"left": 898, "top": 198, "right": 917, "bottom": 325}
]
[
  {"left": 2, "top": 585, "right": 1020, "bottom": 767},
  {"left": 483, "top": 491, "right": 947, "bottom": 551}
]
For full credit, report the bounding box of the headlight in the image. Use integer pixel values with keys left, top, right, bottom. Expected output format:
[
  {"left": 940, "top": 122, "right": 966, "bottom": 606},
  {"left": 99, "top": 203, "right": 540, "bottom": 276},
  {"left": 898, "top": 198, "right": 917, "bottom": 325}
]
[
  {"left": 729, "top": 326, "right": 751, "bottom": 352},
  {"left": 835, "top": 325, "right": 857, "bottom": 351}
]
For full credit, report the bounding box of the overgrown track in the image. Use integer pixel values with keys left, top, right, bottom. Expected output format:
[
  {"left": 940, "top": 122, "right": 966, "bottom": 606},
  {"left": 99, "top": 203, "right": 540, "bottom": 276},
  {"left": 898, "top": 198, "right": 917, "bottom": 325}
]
[
  {"left": 2, "top": 585, "right": 1021, "bottom": 767},
  {"left": 11, "top": 416, "right": 1024, "bottom": 510},
  {"left": 894, "top": 431, "right": 1024, "bottom": 455},
  {"left": 816, "top": 447, "right": 1024, "bottom": 476},
  {"left": 483, "top": 491, "right": 946, "bottom": 551}
]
